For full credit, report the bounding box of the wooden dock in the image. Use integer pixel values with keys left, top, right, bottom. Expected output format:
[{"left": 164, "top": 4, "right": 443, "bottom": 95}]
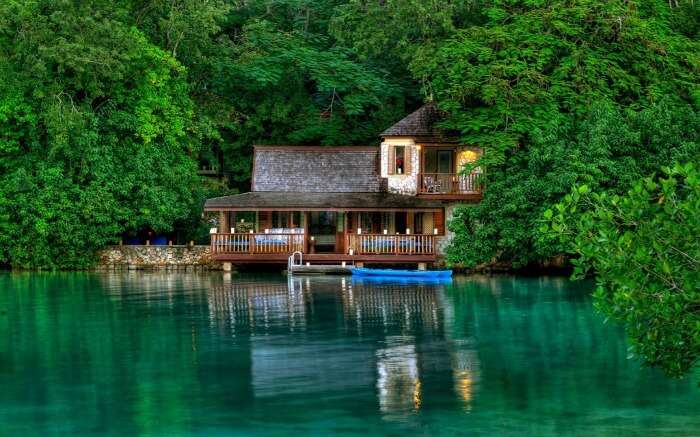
[{"left": 287, "top": 264, "right": 354, "bottom": 275}]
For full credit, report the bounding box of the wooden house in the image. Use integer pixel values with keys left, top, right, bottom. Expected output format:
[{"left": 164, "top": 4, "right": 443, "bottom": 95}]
[{"left": 204, "top": 103, "right": 482, "bottom": 268}]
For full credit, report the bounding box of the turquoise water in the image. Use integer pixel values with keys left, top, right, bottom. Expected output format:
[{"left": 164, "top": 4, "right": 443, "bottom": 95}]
[{"left": 0, "top": 272, "right": 698, "bottom": 436}]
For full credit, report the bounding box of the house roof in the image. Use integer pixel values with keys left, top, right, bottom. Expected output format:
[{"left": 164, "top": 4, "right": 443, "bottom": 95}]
[
  {"left": 252, "top": 146, "right": 383, "bottom": 193},
  {"left": 204, "top": 191, "right": 445, "bottom": 211},
  {"left": 380, "top": 102, "right": 453, "bottom": 140}
]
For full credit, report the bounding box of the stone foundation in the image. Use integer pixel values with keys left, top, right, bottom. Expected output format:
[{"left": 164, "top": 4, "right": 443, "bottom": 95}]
[{"left": 96, "top": 245, "right": 222, "bottom": 270}]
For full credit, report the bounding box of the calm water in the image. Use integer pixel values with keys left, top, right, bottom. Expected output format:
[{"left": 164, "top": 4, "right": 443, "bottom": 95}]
[{"left": 0, "top": 273, "right": 698, "bottom": 436}]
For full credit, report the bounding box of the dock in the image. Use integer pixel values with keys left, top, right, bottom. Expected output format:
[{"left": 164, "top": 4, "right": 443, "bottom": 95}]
[{"left": 287, "top": 264, "right": 354, "bottom": 275}]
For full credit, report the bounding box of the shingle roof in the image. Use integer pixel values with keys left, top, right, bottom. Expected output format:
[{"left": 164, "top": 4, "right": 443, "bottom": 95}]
[
  {"left": 252, "top": 146, "right": 383, "bottom": 193},
  {"left": 204, "top": 192, "right": 445, "bottom": 210},
  {"left": 380, "top": 102, "right": 452, "bottom": 139}
]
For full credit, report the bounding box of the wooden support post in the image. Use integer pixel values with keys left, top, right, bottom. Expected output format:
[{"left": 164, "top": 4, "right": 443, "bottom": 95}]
[
  {"left": 343, "top": 211, "right": 349, "bottom": 254},
  {"left": 223, "top": 262, "right": 232, "bottom": 272},
  {"left": 303, "top": 211, "right": 310, "bottom": 253},
  {"left": 417, "top": 262, "right": 427, "bottom": 271},
  {"left": 356, "top": 261, "right": 364, "bottom": 268},
  {"left": 219, "top": 211, "right": 226, "bottom": 234}
]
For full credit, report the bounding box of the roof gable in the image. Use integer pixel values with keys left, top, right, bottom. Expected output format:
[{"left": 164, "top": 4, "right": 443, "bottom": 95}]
[
  {"left": 380, "top": 102, "right": 453, "bottom": 140},
  {"left": 252, "top": 146, "right": 383, "bottom": 193}
]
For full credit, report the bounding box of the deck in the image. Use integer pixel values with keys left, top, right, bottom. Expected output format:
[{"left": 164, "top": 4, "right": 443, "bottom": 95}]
[{"left": 210, "top": 233, "right": 439, "bottom": 264}]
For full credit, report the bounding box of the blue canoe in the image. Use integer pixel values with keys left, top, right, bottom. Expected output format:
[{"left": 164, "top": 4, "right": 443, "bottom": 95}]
[{"left": 351, "top": 267, "right": 452, "bottom": 278}]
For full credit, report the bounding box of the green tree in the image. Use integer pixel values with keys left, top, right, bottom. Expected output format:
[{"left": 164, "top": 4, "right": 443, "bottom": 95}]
[
  {"left": 419, "top": 0, "right": 699, "bottom": 164},
  {"left": 0, "top": 1, "right": 201, "bottom": 268},
  {"left": 543, "top": 163, "right": 700, "bottom": 377},
  {"left": 419, "top": 0, "right": 700, "bottom": 268},
  {"left": 131, "top": 0, "right": 407, "bottom": 188},
  {"left": 445, "top": 101, "right": 700, "bottom": 268}
]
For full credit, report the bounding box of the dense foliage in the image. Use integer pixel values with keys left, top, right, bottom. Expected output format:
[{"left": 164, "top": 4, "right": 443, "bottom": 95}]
[
  {"left": 446, "top": 101, "right": 700, "bottom": 267},
  {"left": 0, "top": 1, "right": 202, "bottom": 268},
  {"left": 422, "top": 0, "right": 700, "bottom": 268},
  {"left": 0, "top": 0, "right": 414, "bottom": 268},
  {"left": 543, "top": 163, "right": 700, "bottom": 377},
  {"left": 0, "top": 1, "right": 698, "bottom": 273}
]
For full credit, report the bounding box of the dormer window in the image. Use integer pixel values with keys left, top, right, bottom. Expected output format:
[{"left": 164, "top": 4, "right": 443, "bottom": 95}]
[{"left": 389, "top": 145, "right": 409, "bottom": 175}]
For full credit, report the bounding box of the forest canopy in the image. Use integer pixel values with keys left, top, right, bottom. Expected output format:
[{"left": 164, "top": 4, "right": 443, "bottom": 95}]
[{"left": 0, "top": 0, "right": 698, "bottom": 272}]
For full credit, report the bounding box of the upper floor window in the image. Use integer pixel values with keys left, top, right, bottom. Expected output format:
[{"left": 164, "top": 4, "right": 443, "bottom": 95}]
[{"left": 389, "top": 145, "right": 409, "bottom": 175}]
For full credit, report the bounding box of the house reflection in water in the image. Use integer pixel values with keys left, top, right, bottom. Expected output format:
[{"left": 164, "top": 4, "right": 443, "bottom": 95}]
[
  {"left": 204, "top": 275, "right": 479, "bottom": 413},
  {"left": 206, "top": 276, "right": 307, "bottom": 335},
  {"left": 339, "top": 278, "right": 443, "bottom": 334},
  {"left": 376, "top": 339, "right": 422, "bottom": 416}
]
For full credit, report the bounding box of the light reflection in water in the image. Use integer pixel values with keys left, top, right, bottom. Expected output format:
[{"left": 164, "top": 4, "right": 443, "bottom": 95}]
[{"left": 376, "top": 339, "right": 422, "bottom": 417}]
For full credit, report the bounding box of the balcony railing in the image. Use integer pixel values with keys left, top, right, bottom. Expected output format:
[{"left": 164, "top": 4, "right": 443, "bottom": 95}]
[
  {"left": 419, "top": 172, "right": 481, "bottom": 195},
  {"left": 347, "top": 234, "right": 435, "bottom": 255},
  {"left": 211, "top": 233, "right": 304, "bottom": 255}
]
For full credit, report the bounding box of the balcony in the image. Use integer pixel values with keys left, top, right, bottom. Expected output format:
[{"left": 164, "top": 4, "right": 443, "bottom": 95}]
[{"left": 418, "top": 173, "right": 482, "bottom": 199}]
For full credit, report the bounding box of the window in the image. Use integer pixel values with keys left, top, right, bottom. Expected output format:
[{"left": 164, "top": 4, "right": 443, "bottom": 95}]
[
  {"left": 424, "top": 148, "right": 454, "bottom": 174},
  {"left": 394, "top": 146, "right": 405, "bottom": 174},
  {"left": 389, "top": 145, "right": 410, "bottom": 175},
  {"left": 272, "top": 211, "right": 289, "bottom": 228}
]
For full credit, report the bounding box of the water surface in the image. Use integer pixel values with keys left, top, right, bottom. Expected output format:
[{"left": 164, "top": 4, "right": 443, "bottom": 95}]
[{"left": 0, "top": 272, "right": 698, "bottom": 435}]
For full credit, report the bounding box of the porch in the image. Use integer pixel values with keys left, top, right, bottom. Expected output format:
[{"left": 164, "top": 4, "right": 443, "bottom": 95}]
[
  {"left": 210, "top": 231, "right": 439, "bottom": 264},
  {"left": 204, "top": 192, "right": 448, "bottom": 265}
]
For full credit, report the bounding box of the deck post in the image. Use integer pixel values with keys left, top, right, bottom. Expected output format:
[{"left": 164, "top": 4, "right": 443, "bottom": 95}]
[
  {"left": 356, "top": 261, "right": 364, "bottom": 268},
  {"left": 417, "top": 262, "right": 427, "bottom": 271},
  {"left": 219, "top": 211, "right": 228, "bottom": 236},
  {"left": 303, "top": 211, "right": 309, "bottom": 253},
  {"left": 222, "top": 262, "right": 232, "bottom": 272}
]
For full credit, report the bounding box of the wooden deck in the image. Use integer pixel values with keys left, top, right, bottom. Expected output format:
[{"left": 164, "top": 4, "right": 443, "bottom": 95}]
[{"left": 211, "top": 232, "right": 439, "bottom": 264}]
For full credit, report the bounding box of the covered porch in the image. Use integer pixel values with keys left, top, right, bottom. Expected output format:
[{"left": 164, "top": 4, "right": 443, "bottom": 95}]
[{"left": 204, "top": 192, "right": 446, "bottom": 265}]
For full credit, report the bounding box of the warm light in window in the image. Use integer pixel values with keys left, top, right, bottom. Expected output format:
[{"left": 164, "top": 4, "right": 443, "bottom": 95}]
[{"left": 459, "top": 149, "right": 479, "bottom": 164}]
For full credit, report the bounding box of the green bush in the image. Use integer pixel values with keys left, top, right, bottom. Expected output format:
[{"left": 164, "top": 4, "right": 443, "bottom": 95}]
[{"left": 544, "top": 163, "right": 700, "bottom": 377}]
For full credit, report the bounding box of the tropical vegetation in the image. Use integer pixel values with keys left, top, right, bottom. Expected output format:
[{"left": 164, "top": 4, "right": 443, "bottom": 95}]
[{"left": 0, "top": 0, "right": 698, "bottom": 375}]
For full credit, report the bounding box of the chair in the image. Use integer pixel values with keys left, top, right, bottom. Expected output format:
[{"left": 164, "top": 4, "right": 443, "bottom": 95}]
[{"left": 423, "top": 176, "right": 442, "bottom": 193}]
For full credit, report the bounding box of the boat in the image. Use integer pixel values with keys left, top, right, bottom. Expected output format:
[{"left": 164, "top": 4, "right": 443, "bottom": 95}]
[
  {"left": 351, "top": 267, "right": 452, "bottom": 278},
  {"left": 351, "top": 275, "right": 452, "bottom": 285}
]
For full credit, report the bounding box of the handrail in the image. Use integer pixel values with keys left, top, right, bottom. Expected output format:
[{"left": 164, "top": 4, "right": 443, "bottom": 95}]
[
  {"left": 419, "top": 172, "right": 481, "bottom": 194},
  {"left": 347, "top": 234, "right": 436, "bottom": 255},
  {"left": 211, "top": 232, "right": 304, "bottom": 255},
  {"left": 288, "top": 251, "right": 303, "bottom": 272}
]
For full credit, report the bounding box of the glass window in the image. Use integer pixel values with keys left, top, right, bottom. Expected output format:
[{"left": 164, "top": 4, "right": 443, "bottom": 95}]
[
  {"left": 394, "top": 146, "right": 405, "bottom": 174},
  {"left": 438, "top": 150, "right": 453, "bottom": 174},
  {"left": 272, "top": 211, "right": 289, "bottom": 228}
]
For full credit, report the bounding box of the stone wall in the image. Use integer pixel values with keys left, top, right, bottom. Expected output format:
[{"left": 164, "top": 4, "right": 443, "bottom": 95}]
[
  {"left": 380, "top": 139, "right": 419, "bottom": 195},
  {"left": 97, "top": 245, "right": 221, "bottom": 270},
  {"left": 436, "top": 204, "right": 461, "bottom": 255}
]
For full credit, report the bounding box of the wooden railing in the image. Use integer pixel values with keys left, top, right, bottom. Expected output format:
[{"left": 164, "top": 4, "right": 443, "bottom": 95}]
[
  {"left": 211, "top": 233, "right": 304, "bottom": 255},
  {"left": 347, "top": 234, "right": 435, "bottom": 255},
  {"left": 419, "top": 172, "right": 481, "bottom": 194}
]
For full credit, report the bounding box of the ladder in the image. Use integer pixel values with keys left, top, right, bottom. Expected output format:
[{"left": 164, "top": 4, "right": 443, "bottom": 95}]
[{"left": 287, "top": 251, "right": 303, "bottom": 274}]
